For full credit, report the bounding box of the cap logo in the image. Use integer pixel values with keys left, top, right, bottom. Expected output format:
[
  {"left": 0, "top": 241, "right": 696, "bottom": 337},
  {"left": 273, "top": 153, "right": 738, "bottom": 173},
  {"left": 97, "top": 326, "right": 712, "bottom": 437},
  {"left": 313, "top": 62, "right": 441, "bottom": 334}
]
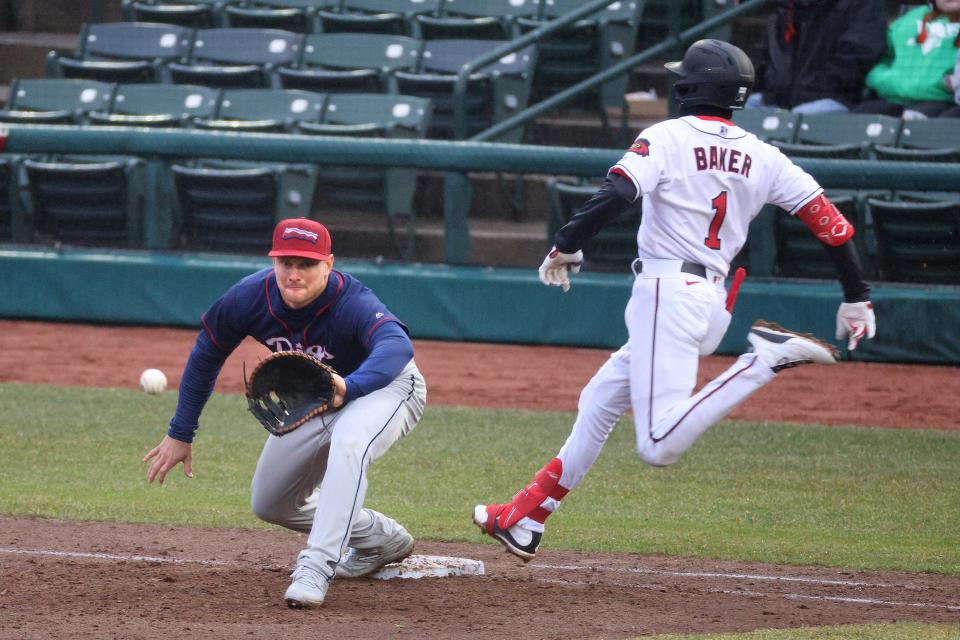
[{"left": 281, "top": 227, "right": 318, "bottom": 243}]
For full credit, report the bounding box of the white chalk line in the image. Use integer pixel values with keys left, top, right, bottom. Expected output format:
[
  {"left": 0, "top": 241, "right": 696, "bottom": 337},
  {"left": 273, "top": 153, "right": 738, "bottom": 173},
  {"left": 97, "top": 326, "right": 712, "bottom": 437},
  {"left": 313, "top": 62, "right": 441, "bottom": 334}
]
[
  {"left": 534, "top": 578, "right": 960, "bottom": 612},
  {"left": 707, "top": 588, "right": 960, "bottom": 612},
  {"left": 532, "top": 563, "right": 899, "bottom": 588},
  {"left": 0, "top": 547, "right": 237, "bottom": 567},
  {"left": 4, "top": 546, "right": 958, "bottom": 612}
]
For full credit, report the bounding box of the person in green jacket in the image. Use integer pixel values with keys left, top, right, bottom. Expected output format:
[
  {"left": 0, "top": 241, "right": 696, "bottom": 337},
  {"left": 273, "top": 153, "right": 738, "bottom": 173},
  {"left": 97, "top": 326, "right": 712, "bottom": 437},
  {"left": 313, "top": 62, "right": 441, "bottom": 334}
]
[{"left": 854, "top": 0, "right": 960, "bottom": 118}]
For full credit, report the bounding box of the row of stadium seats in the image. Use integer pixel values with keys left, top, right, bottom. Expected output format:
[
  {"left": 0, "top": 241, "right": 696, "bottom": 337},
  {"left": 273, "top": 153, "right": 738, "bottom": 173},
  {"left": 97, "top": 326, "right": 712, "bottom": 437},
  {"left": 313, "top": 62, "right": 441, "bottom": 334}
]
[
  {"left": 119, "top": 0, "right": 642, "bottom": 38},
  {"left": 42, "top": 27, "right": 539, "bottom": 139},
  {"left": 1, "top": 153, "right": 425, "bottom": 257},
  {"left": 1, "top": 81, "right": 432, "bottom": 134},
  {"left": 733, "top": 108, "right": 960, "bottom": 162},
  {"left": 3, "top": 74, "right": 514, "bottom": 141},
  {"left": 1, "top": 149, "right": 955, "bottom": 286},
  {"left": 46, "top": 14, "right": 635, "bottom": 129},
  {"left": 9, "top": 77, "right": 960, "bottom": 162},
  {"left": 548, "top": 180, "right": 960, "bottom": 285},
  {"left": 0, "top": 147, "right": 421, "bottom": 258}
]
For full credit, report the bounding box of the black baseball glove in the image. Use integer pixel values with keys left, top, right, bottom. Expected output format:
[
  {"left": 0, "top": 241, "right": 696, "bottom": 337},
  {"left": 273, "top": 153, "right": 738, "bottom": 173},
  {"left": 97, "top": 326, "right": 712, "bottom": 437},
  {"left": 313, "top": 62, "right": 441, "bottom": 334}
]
[{"left": 245, "top": 351, "right": 337, "bottom": 436}]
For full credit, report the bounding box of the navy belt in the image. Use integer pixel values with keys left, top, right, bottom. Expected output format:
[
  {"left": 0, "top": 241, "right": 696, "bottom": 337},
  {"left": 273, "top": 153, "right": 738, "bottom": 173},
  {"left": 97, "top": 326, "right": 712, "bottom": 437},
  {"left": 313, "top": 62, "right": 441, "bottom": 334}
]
[{"left": 631, "top": 259, "right": 707, "bottom": 278}]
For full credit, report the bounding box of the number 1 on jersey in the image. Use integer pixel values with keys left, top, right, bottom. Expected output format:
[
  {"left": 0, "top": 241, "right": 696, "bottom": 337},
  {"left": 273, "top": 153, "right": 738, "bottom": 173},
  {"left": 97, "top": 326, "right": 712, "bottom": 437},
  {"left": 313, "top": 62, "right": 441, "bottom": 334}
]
[{"left": 705, "top": 191, "right": 727, "bottom": 250}]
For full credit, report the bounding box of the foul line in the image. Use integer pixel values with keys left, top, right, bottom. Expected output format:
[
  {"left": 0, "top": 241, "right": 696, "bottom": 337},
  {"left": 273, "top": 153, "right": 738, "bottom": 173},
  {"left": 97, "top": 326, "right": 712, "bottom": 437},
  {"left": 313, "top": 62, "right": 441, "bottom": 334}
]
[
  {"left": 0, "top": 547, "right": 236, "bottom": 566},
  {"left": 534, "top": 577, "right": 960, "bottom": 612},
  {"left": 5, "top": 546, "right": 958, "bottom": 612},
  {"left": 531, "top": 563, "right": 901, "bottom": 588},
  {"left": 709, "top": 588, "right": 960, "bottom": 612}
]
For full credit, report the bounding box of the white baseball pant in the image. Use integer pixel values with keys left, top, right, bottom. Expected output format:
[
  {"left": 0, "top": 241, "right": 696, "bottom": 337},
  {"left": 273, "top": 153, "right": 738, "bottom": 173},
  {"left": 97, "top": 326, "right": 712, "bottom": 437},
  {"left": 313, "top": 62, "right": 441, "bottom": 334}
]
[{"left": 250, "top": 359, "right": 426, "bottom": 578}]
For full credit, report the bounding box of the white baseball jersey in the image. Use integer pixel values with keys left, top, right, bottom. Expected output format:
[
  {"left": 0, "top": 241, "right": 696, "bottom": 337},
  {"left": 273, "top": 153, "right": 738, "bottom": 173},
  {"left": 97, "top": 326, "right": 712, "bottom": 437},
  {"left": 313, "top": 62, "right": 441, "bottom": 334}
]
[{"left": 611, "top": 115, "right": 823, "bottom": 276}]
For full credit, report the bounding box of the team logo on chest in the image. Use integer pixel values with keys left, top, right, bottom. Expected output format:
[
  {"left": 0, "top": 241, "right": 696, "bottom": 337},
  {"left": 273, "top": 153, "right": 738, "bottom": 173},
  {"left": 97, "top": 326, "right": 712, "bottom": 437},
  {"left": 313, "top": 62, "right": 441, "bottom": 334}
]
[
  {"left": 265, "top": 336, "right": 334, "bottom": 361},
  {"left": 627, "top": 138, "right": 651, "bottom": 157}
]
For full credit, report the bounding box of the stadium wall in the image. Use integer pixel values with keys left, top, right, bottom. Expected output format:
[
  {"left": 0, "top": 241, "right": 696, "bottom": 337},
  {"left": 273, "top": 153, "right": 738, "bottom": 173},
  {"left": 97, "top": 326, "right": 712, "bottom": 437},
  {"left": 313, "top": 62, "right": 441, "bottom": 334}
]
[{"left": 1, "top": 247, "right": 957, "bottom": 364}]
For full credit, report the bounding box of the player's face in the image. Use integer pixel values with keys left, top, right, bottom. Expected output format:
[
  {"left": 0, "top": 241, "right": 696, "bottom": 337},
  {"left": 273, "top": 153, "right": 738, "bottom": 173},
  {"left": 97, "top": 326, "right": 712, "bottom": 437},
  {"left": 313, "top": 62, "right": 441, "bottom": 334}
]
[{"left": 274, "top": 256, "right": 335, "bottom": 309}]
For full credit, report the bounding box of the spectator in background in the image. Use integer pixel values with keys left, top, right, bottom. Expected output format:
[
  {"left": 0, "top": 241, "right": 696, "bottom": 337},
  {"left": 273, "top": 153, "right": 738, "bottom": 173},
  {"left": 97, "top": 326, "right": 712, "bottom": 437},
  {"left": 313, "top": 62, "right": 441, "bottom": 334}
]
[
  {"left": 943, "top": 52, "right": 960, "bottom": 116},
  {"left": 746, "top": 0, "right": 887, "bottom": 114},
  {"left": 854, "top": 0, "right": 960, "bottom": 119}
]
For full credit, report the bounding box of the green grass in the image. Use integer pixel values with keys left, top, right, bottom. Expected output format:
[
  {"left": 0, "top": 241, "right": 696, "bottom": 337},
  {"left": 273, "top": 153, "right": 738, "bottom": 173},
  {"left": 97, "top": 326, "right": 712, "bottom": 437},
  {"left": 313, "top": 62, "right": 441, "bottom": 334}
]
[
  {"left": 1, "top": 383, "right": 958, "bottom": 574},
  {"left": 648, "top": 622, "right": 960, "bottom": 640}
]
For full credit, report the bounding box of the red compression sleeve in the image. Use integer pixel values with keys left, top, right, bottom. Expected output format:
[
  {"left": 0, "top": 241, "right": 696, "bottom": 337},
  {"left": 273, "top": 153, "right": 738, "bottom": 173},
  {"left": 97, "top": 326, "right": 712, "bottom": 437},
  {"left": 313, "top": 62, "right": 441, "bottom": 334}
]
[{"left": 796, "top": 194, "right": 854, "bottom": 246}]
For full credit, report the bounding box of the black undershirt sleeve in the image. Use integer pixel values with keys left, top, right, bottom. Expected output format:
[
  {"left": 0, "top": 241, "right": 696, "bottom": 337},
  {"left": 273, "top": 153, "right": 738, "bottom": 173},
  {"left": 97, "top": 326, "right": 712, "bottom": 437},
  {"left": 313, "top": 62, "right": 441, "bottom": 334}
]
[
  {"left": 553, "top": 173, "right": 638, "bottom": 254},
  {"left": 823, "top": 240, "right": 871, "bottom": 303}
]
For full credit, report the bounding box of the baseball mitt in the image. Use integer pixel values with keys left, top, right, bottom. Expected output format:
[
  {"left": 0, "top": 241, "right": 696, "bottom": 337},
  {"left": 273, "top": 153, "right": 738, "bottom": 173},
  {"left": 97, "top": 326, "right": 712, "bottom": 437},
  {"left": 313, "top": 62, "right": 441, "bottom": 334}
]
[{"left": 245, "top": 351, "right": 337, "bottom": 436}]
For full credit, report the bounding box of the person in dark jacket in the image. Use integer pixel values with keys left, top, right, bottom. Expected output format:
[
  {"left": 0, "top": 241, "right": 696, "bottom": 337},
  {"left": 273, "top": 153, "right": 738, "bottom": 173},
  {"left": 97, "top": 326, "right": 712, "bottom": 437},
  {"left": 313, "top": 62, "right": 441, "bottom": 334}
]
[{"left": 746, "top": 0, "right": 888, "bottom": 113}]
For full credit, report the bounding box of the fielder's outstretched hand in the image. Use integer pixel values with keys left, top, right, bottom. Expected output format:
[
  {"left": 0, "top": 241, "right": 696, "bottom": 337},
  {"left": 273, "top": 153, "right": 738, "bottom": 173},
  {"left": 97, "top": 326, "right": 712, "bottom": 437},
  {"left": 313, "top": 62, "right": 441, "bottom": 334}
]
[
  {"left": 539, "top": 247, "right": 584, "bottom": 292},
  {"left": 835, "top": 301, "right": 876, "bottom": 350},
  {"left": 143, "top": 435, "right": 193, "bottom": 484}
]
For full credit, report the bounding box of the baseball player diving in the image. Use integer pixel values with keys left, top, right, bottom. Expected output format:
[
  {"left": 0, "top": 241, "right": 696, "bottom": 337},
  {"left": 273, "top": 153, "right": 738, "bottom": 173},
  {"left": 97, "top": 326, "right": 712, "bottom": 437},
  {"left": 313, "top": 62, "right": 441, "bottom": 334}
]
[
  {"left": 143, "top": 218, "right": 426, "bottom": 608},
  {"left": 474, "top": 39, "right": 877, "bottom": 560}
]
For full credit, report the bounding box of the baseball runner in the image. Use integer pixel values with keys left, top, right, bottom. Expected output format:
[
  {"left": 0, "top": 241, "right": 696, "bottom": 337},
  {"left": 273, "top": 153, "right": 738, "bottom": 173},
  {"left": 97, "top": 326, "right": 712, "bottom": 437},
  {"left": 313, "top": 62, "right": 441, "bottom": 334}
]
[
  {"left": 474, "top": 40, "right": 877, "bottom": 560},
  {"left": 143, "top": 218, "right": 426, "bottom": 608}
]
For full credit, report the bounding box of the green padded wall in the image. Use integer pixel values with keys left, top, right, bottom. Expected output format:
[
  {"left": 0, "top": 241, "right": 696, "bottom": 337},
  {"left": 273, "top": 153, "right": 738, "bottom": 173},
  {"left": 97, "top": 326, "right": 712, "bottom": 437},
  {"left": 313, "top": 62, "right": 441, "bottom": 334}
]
[{"left": 1, "top": 247, "right": 957, "bottom": 364}]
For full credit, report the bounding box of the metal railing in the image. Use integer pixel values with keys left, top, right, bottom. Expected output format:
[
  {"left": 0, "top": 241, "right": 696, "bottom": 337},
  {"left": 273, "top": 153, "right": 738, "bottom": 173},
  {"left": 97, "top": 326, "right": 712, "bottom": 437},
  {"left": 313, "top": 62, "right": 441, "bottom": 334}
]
[
  {"left": 5, "top": 124, "right": 960, "bottom": 263},
  {"left": 474, "top": 0, "right": 773, "bottom": 141}
]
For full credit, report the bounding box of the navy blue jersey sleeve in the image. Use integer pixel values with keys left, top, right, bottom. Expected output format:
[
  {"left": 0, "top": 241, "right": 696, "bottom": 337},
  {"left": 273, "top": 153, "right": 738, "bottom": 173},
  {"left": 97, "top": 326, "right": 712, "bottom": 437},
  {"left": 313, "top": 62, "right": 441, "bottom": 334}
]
[
  {"left": 166, "top": 270, "right": 267, "bottom": 442},
  {"left": 336, "top": 282, "right": 413, "bottom": 402},
  {"left": 342, "top": 321, "right": 413, "bottom": 402},
  {"left": 168, "top": 330, "right": 229, "bottom": 443},
  {"left": 200, "top": 282, "right": 256, "bottom": 355}
]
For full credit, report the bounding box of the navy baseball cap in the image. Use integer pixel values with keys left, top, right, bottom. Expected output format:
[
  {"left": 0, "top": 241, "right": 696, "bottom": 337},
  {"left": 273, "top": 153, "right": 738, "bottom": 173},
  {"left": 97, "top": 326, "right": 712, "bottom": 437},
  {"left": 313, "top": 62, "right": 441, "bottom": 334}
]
[{"left": 269, "top": 218, "right": 332, "bottom": 260}]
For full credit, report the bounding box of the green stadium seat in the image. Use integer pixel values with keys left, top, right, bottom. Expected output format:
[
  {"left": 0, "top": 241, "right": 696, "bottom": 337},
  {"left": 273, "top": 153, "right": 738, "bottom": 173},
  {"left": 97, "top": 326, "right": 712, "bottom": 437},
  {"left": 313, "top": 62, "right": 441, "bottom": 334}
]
[
  {"left": 733, "top": 107, "right": 799, "bottom": 142},
  {"left": 315, "top": 0, "right": 442, "bottom": 36},
  {"left": 0, "top": 78, "right": 114, "bottom": 125},
  {"left": 297, "top": 93, "right": 433, "bottom": 258},
  {"left": 774, "top": 113, "right": 902, "bottom": 159},
  {"left": 277, "top": 33, "right": 422, "bottom": 94},
  {"left": 516, "top": 0, "right": 644, "bottom": 134},
  {"left": 0, "top": 158, "right": 19, "bottom": 241},
  {"left": 88, "top": 83, "right": 220, "bottom": 127},
  {"left": 222, "top": 0, "right": 340, "bottom": 32},
  {"left": 193, "top": 88, "right": 326, "bottom": 132},
  {"left": 23, "top": 156, "right": 146, "bottom": 248},
  {"left": 546, "top": 178, "right": 640, "bottom": 271},
  {"left": 866, "top": 196, "right": 960, "bottom": 284},
  {"left": 875, "top": 118, "right": 960, "bottom": 163},
  {"left": 413, "top": 0, "right": 537, "bottom": 40},
  {"left": 394, "top": 38, "right": 537, "bottom": 140},
  {"left": 49, "top": 22, "right": 192, "bottom": 84},
  {"left": 123, "top": 0, "right": 220, "bottom": 28},
  {"left": 171, "top": 162, "right": 289, "bottom": 252},
  {"left": 168, "top": 27, "right": 304, "bottom": 89}
]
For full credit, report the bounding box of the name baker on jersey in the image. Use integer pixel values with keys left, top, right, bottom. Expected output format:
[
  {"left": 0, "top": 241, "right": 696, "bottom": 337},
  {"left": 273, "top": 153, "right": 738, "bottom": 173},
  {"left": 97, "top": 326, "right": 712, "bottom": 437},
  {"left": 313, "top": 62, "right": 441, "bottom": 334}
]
[
  {"left": 693, "top": 146, "right": 752, "bottom": 177},
  {"left": 265, "top": 337, "right": 334, "bottom": 361}
]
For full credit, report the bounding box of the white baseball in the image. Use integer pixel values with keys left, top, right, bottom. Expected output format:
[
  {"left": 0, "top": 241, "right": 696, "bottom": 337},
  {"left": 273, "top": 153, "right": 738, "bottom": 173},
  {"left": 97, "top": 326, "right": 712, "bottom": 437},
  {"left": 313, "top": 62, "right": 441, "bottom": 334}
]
[{"left": 139, "top": 368, "right": 168, "bottom": 395}]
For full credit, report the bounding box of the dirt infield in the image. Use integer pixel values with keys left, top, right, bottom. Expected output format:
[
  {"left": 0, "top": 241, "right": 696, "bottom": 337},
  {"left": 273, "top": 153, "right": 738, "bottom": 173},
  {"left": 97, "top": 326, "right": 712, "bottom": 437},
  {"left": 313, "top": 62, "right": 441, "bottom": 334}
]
[
  {"left": 1, "top": 320, "right": 957, "bottom": 430},
  {"left": 1, "top": 320, "right": 958, "bottom": 639}
]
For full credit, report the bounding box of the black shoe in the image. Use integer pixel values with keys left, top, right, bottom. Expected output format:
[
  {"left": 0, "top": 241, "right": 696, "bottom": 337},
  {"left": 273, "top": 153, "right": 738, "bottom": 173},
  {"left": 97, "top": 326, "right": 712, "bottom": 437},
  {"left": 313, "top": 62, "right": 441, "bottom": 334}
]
[{"left": 472, "top": 504, "right": 541, "bottom": 562}]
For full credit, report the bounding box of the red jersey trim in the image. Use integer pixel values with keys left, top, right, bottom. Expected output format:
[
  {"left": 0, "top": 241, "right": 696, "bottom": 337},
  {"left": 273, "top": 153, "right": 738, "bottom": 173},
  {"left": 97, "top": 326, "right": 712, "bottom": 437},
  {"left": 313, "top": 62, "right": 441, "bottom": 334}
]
[
  {"left": 364, "top": 315, "right": 396, "bottom": 347},
  {"left": 200, "top": 315, "right": 230, "bottom": 353},
  {"left": 695, "top": 115, "right": 736, "bottom": 126}
]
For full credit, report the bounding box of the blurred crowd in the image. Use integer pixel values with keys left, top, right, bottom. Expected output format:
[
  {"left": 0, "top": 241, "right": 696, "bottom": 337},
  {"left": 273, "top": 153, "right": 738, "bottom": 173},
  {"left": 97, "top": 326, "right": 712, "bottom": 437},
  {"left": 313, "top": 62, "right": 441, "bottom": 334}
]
[{"left": 746, "top": 0, "right": 960, "bottom": 119}]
